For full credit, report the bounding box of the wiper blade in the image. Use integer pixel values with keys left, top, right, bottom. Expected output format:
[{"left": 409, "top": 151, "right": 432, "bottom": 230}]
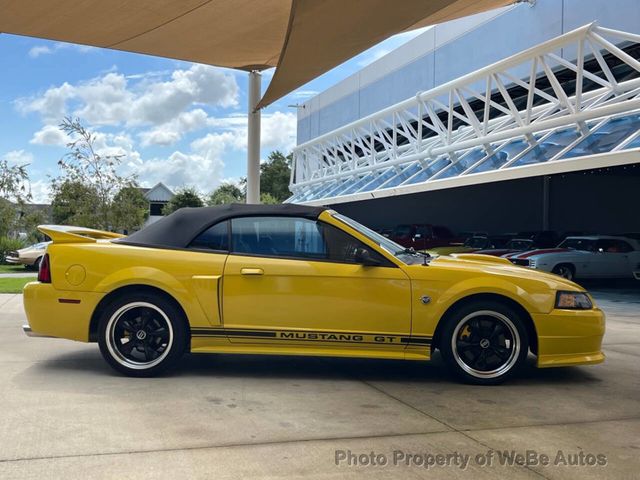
[{"left": 395, "top": 247, "right": 431, "bottom": 258}]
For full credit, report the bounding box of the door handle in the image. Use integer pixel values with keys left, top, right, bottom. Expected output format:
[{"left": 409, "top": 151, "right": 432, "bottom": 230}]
[{"left": 240, "top": 268, "right": 264, "bottom": 276}]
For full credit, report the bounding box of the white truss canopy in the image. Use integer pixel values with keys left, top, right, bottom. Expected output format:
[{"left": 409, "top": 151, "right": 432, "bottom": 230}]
[{"left": 287, "top": 24, "right": 640, "bottom": 206}]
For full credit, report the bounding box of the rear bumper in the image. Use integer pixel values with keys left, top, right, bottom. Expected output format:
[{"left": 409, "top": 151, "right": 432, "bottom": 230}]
[
  {"left": 23, "top": 282, "right": 104, "bottom": 342},
  {"left": 22, "top": 325, "right": 54, "bottom": 338},
  {"left": 533, "top": 308, "right": 606, "bottom": 368}
]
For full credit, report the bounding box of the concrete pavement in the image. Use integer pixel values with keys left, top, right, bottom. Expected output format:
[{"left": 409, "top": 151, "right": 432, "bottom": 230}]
[{"left": 0, "top": 290, "right": 638, "bottom": 479}]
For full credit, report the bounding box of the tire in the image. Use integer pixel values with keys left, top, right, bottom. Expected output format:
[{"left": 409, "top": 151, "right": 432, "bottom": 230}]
[
  {"left": 97, "top": 292, "right": 188, "bottom": 377},
  {"left": 552, "top": 263, "right": 574, "bottom": 281},
  {"left": 439, "top": 300, "right": 529, "bottom": 385}
]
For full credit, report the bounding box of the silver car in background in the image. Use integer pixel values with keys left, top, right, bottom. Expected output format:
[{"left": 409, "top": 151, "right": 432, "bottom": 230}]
[{"left": 505, "top": 236, "right": 640, "bottom": 281}]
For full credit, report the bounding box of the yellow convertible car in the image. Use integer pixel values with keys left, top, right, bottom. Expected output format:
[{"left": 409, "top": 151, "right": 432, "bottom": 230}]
[{"left": 22, "top": 204, "right": 605, "bottom": 384}]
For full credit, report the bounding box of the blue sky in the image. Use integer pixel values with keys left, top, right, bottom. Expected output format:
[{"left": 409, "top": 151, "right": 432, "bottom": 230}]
[{"left": 0, "top": 29, "right": 425, "bottom": 203}]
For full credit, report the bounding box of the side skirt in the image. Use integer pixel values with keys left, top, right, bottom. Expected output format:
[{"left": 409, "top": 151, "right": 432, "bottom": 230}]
[{"left": 190, "top": 327, "right": 431, "bottom": 361}]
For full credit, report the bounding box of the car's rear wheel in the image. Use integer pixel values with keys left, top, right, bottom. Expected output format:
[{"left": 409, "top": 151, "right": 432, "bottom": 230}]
[
  {"left": 97, "top": 293, "right": 188, "bottom": 377},
  {"left": 439, "top": 301, "right": 529, "bottom": 385},
  {"left": 552, "top": 263, "right": 575, "bottom": 281}
]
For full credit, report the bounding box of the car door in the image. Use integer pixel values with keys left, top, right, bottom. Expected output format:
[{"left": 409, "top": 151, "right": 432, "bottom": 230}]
[
  {"left": 221, "top": 216, "right": 411, "bottom": 350},
  {"left": 593, "top": 239, "right": 630, "bottom": 277}
]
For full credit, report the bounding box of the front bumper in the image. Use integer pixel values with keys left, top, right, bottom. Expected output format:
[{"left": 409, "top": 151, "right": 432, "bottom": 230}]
[
  {"left": 23, "top": 282, "right": 104, "bottom": 342},
  {"left": 533, "top": 307, "right": 606, "bottom": 368}
]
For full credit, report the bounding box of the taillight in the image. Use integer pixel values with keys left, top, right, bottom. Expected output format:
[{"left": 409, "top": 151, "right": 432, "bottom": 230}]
[{"left": 38, "top": 254, "right": 51, "bottom": 283}]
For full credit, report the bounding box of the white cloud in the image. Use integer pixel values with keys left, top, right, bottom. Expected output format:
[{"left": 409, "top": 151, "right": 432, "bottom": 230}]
[
  {"left": 2, "top": 149, "right": 34, "bottom": 165},
  {"left": 28, "top": 179, "right": 52, "bottom": 204},
  {"left": 30, "top": 125, "right": 72, "bottom": 146},
  {"left": 15, "top": 64, "right": 239, "bottom": 128},
  {"left": 205, "top": 111, "right": 297, "bottom": 153},
  {"left": 15, "top": 82, "right": 75, "bottom": 123},
  {"left": 28, "top": 42, "right": 94, "bottom": 59},
  {"left": 261, "top": 111, "right": 297, "bottom": 153},
  {"left": 139, "top": 109, "right": 209, "bottom": 147}
]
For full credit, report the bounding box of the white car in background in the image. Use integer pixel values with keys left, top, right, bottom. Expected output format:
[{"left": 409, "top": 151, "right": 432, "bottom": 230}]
[{"left": 505, "top": 236, "right": 640, "bottom": 281}]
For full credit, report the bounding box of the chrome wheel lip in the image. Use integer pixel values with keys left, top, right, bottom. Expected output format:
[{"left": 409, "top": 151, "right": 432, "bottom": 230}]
[
  {"left": 106, "top": 302, "right": 174, "bottom": 370},
  {"left": 451, "top": 310, "right": 520, "bottom": 379}
]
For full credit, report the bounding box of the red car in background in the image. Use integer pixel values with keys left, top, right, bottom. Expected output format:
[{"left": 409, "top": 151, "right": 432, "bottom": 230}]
[{"left": 390, "top": 224, "right": 461, "bottom": 250}]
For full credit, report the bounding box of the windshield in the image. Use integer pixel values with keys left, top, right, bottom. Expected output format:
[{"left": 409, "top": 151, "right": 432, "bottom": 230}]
[
  {"left": 465, "top": 236, "right": 489, "bottom": 248},
  {"left": 332, "top": 213, "right": 427, "bottom": 264},
  {"left": 507, "top": 239, "right": 533, "bottom": 250},
  {"left": 558, "top": 238, "right": 596, "bottom": 251}
]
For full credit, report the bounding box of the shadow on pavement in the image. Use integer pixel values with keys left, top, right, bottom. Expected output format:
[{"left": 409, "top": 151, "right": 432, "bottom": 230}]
[{"left": 26, "top": 346, "right": 601, "bottom": 387}]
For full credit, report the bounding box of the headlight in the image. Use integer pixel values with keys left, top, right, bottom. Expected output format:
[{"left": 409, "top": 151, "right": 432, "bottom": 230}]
[{"left": 555, "top": 291, "right": 593, "bottom": 310}]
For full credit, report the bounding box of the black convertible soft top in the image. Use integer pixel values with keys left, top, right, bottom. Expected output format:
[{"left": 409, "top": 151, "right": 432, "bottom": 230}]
[{"left": 116, "top": 203, "right": 327, "bottom": 249}]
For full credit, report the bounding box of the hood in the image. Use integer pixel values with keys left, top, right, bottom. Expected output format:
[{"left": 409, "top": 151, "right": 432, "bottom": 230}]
[{"left": 407, "top": 252, "right": 583, "bottom": 291}]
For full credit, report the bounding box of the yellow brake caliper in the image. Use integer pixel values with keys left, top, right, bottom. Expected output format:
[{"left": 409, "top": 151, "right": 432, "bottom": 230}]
[{"left": 459, "top": 325, "right": 471, "bottom": 340}]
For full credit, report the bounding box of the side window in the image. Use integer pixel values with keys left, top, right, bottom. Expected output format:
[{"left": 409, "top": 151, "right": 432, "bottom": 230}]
[
  {"left": 614, "top": 240, "right": 633, "bottom": 253},
  {"left": 231, "top": 217, "right": 326, "bottom": 259},
  {"left": 596, "top": 239, "right": 618, "bottom": 253},
  {"left": 229, "top": 216, "right": 390, "bottom": 265},
  {"left": 321, "top": 222, "right": 388, "bottom": 265},
  {"left": 189, "top": 221, "right": 229, "bottom": 251}
]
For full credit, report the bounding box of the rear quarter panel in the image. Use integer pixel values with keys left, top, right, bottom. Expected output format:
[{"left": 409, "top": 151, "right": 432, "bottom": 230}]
[{"left": 48, "top": 241, "right": 227, "bottom": 329}]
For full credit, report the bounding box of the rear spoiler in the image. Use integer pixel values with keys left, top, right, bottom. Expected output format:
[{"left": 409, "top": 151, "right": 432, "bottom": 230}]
[{"left": 37, "top": 225, "right": 126, "bottom": 244}]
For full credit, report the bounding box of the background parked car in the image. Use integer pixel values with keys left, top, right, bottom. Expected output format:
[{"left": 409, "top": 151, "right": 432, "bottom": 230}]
[
  {"left": 475, "top": 238, "right": 535, "bottom": 257},
  {"left": 390, "top": 224, "right": 460, "bottom": 250},
  {"left": 505, "top": 235, "right": 640, "bottom": 281},
  {"left": 515, "top": 231, "right": 560, "bottom": 248},
  {"left": 426, "top": 235, "right": 497, "bottom": 256},
  {"left": 5, "top": 242, "right": 50, "bottom": 269}
]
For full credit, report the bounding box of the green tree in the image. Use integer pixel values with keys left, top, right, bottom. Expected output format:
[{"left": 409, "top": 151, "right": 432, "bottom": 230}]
[
  {"left": 51, "top": 180, "right": 101, "bottom": 227},
  {"left": 50, "top": 118, "right": 147, "bottom": 232},
  {"left": 163, "top": 187, "right": 203, "bottom": 215},
  {"left": 0, "top": 158, "right": 32, "bottom": 238},
  {"left": 260, "top": 151, "right": 292, "bottom": 202},
  {"left": 55, "top": 117, "right": 134, "bottom": 229},
  {"left": 260, "top": 192, "right": 279, "bottom": 204},
  {"left": 111, "top": 186, "right": 149, "bottom": 233},
  {"left": 207, "top": 183, "right": 245, "bottom": 205}
]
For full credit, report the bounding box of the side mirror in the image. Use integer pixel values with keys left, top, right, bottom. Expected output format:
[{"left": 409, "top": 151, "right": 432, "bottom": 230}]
[{"left": 354, "top": 247, "right": 382, "bottom": 267}]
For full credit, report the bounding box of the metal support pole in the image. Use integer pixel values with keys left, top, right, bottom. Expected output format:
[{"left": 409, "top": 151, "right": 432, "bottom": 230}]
[
  {"left": 246, "top": 70, "right": 261, "bottom": 204},
  {"left": 542, "top": 175, "right": 550, "bottom": 230}
]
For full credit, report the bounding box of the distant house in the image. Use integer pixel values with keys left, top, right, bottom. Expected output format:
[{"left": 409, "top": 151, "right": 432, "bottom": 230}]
[{"left": 139, "top": 182, "right": 174, "bottom": 226}]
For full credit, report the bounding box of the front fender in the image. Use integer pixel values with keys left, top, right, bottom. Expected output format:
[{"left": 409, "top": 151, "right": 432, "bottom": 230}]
[{"left": 410, "top": 275, "right": 554, "bottom": 338}]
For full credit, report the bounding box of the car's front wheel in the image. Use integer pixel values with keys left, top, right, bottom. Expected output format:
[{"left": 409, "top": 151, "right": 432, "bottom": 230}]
[
  {"left": 439, "top": 300, "right": 529, "bottom": 385},
  {"left": 97, "top": 292, "right": 188, "bottom": 377}
]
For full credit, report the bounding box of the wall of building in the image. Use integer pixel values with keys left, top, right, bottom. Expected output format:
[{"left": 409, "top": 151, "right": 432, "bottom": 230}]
[
  {"left": 297, "top": 0, "right": 640, "bottom": 145},
  {"left": 330, "top": 165, "right": 640, "bottom": 235}
]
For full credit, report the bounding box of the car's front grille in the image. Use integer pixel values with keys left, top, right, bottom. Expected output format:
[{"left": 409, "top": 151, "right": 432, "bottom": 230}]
[
  {"left": 6, "top": 251, "right": 18, "bottom": 258},
  {"left": 510, "top": 258, "right": 530, "bottom": 267}
]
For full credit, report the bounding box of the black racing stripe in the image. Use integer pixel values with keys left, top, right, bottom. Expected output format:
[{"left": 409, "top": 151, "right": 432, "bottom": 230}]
[
  {"left": 192, "top": 327, "right": 431, "bottom": 340},
  {"left": 192, "top": 329, "right": 277, "bottom": 338},
  {"left": 216, "top": 337, "right": 408, "bottom": 346},
  {"left": 401, "top": 337, "right": 432, "bottom": 345}
]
